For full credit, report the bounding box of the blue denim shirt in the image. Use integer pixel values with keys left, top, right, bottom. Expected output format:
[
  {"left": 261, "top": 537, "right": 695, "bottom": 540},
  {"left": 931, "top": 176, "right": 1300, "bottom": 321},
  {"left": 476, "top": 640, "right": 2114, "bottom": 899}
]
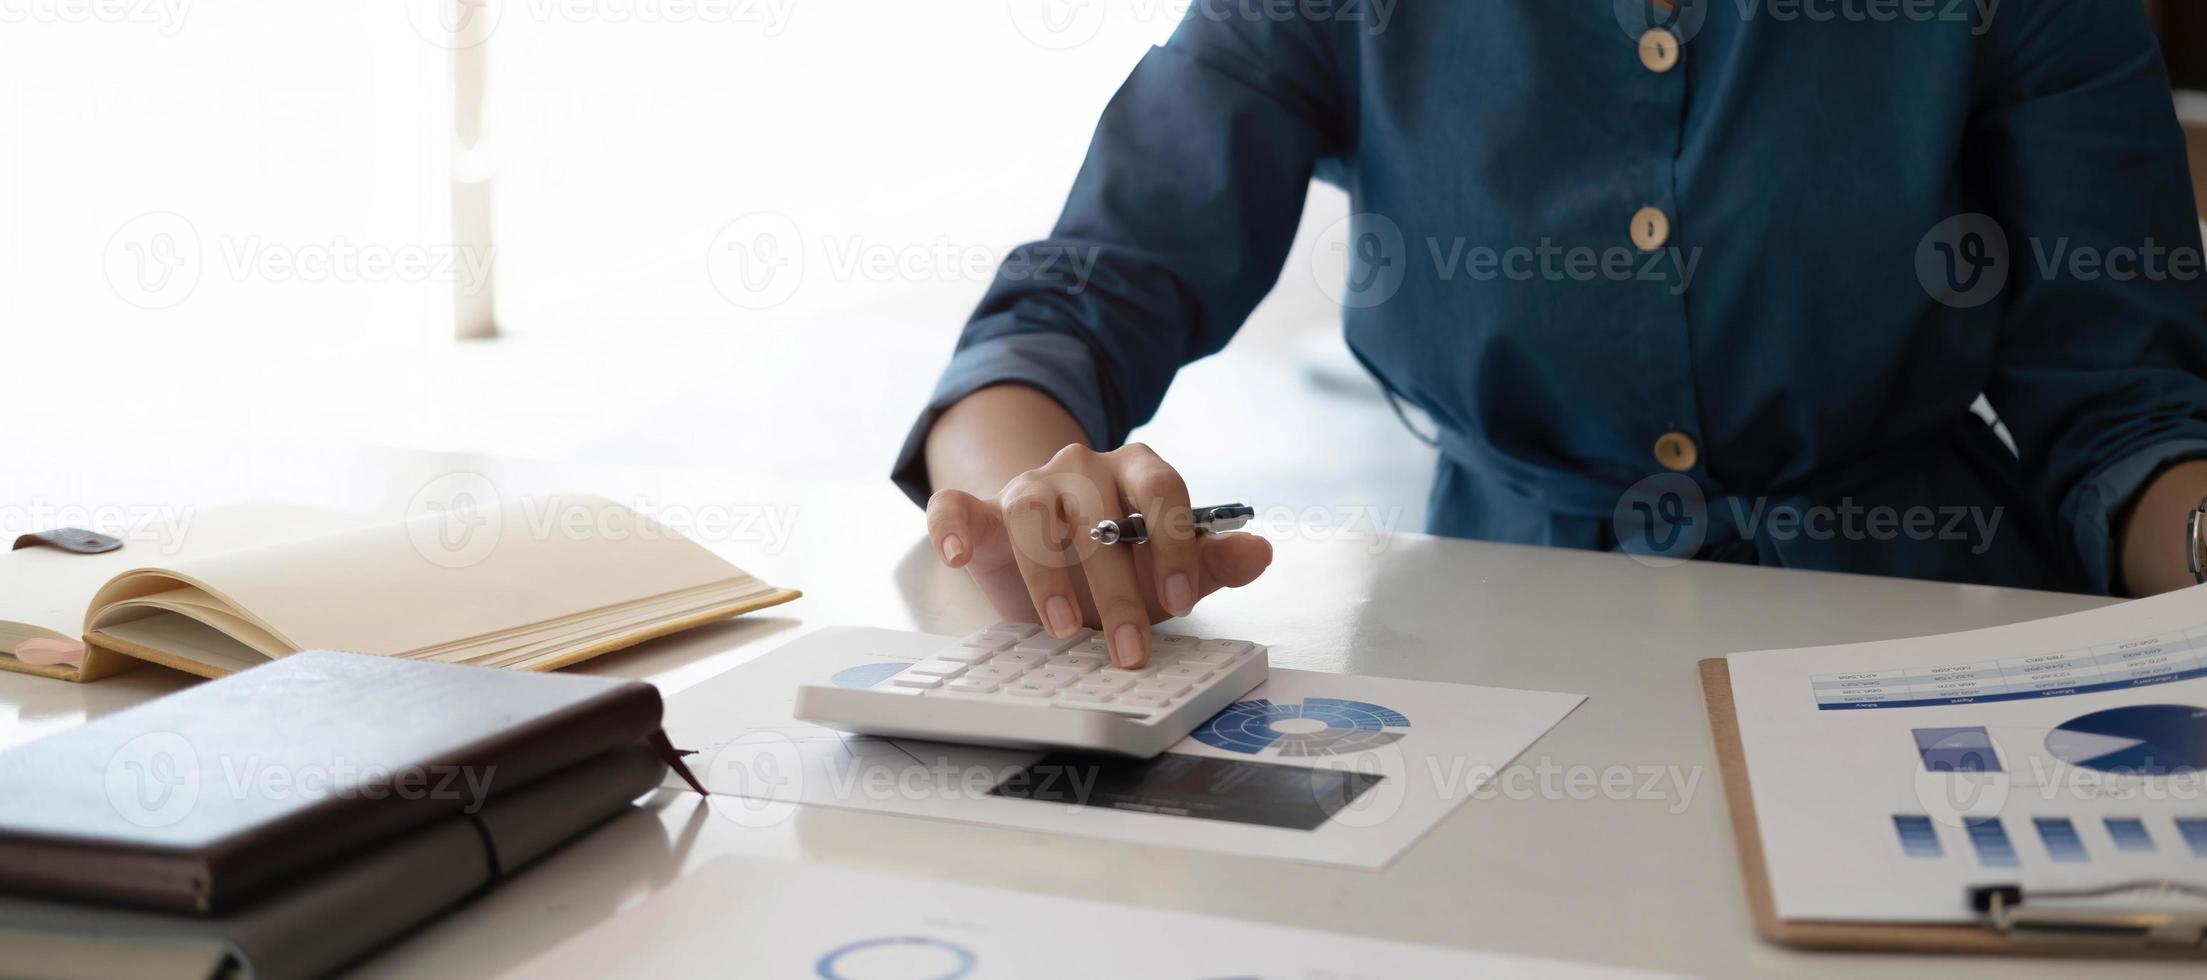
[{"left": 893, "top": 1, "right": 2207, "bottom": 594}]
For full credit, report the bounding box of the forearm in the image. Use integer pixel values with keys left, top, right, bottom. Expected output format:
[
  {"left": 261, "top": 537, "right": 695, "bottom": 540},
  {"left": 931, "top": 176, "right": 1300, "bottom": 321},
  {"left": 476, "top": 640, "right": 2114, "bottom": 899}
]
[
  {"left": 2118, "top": 460, "right": 2207, "bottom": 596},
  {"left": 923, "top": 384, "right": 1090, "bottom": 498}
]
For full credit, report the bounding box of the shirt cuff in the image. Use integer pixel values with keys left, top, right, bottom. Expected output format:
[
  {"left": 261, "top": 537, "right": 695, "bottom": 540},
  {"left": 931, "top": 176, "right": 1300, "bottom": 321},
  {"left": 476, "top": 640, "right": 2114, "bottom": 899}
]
[
  {"left": 2067, "top": 437, "right": 2207, "bottom": 594},
  {"left": 889, "top": 328, "right": 1116, "bottom": 508}
]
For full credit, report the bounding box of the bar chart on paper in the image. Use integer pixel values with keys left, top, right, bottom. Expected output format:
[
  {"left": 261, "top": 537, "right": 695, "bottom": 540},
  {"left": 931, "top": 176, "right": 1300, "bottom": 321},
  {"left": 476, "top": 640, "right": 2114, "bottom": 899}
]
[{"left": 1727, "top": 586, "right": 2207, "bottom": 921}]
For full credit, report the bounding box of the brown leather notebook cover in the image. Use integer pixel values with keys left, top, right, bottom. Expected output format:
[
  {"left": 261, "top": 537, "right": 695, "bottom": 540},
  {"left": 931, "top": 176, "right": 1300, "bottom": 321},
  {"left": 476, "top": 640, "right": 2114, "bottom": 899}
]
[
  {"left": 0, "top": 651, "right": 667, "bottom": 914},
  {"left": 1698, "top": 657, "right": 2200, "bottom": 959}
]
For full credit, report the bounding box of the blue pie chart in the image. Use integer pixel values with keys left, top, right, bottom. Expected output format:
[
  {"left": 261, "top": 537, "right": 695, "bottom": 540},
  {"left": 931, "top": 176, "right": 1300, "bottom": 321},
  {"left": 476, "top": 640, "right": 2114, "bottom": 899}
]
[{"left": 2044, "top": 704, "right": 2207, "bottom": 775}]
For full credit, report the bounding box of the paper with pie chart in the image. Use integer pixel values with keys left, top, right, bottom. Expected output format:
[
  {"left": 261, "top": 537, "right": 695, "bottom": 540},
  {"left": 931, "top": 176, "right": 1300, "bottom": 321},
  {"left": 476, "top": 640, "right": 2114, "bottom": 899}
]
[
  {"left": 1725, "top": 585, "right": 2207, "bottom": 923},
  {"left": 661, "top": 627, "right": 1585, "bottom": 868}
]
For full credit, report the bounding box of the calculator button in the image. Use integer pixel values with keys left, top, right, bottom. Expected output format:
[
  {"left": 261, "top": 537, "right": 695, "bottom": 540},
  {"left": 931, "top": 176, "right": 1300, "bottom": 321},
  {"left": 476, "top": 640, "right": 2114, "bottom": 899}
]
[
  {"left": 1071, "top": 639, "right": 1112, "bottom": 658},
  {"left": 990, "top": 622, "right": 1041, "bottom": 638},
  {"left": 967, "top": 663, "right": 1024, "bottom": 682},
  {"left": 1045, "top": 654, "right": 1105, "bottom": 673},
  {"left": 1151, "top": 633, "right": 1196, "bottom": 649},
  {"left": 937, "top": 645, "right": 997, "bottom": 663},
  {"left": 1097, "top": 667, "right": 1149, "bottom": 683},
  {"left": 889, "top": 673, "right": 944, "bottom": 690},
  {"left": 1059, "top": 688, "right": 1115, "bottom": 703},
  {"left": 1179, "top": 650, "right": 1233, "bottom": 666},
  {"left": 995, "top": 649, "right": 1048, "bottom": 668},
  {"left": 1006, "top": 683, "right": 1056, "bottom": 698},
  {"left": 1196, "top": 639, "right": 1253, "bottom": 656},
  {"left": 1122, "top": 689, "right": 1175, "bottom": 708},
  {"left": 962, "top": 629, "right": 1019, "bottom": 649},
  {"left": 905, "top": 659, "right": 968, "bottom": 678},
  {"left": 1013, "top": 631, "right": 1086, "bottom": 655},
  {"left": 1137, "top": 676, "right": 1194, "bottom": 696},
  {"left": 945, "top": 676, "right": 999, "bottom": 694},
  {"left": 1026, "top": 668, "right": 1081, "bottom": 689},
  {"left": 1079, "top": 675, "right": 1134, "bottom": 693},
  {"left": 1159, "top": 663, "right": 1212, "bottom": 681}
]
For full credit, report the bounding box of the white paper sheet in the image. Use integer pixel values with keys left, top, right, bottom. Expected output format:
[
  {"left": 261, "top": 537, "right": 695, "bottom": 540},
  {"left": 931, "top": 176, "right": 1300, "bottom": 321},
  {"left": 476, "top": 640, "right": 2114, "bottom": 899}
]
[
  {"left": 508, "top": 854, "right": 1676, "bottom": 979},
  {"left": 662, "top": 627, "right": 1585, "bottom": 868},
  {"left": 1726, "top": 585, "right": 2207, "bottom": 922}
]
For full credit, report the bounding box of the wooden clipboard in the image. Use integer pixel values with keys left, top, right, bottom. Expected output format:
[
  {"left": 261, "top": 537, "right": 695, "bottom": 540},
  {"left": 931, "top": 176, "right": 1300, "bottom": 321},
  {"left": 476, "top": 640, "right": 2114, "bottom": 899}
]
[{"left": 1697, "top": 657, "right": 2203, "bottom": 959}]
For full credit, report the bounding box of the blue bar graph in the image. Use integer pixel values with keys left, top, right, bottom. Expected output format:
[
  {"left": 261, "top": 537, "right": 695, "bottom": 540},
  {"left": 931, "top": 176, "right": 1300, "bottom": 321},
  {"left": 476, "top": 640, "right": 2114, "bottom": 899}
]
[
  {"left": 2178, "top": 818, "right": 2207, "bottom": 858},
  {"left": 2032, "top": 817, "right": 2088, "bottom": 862},
  {"left": 1912, "top": 726, "right": 2001, "bottom": 773},
  {"left": 1964, "top": 817, "right": 2019, "bottom": 867},
  {"left": 1891, "top": 815, "right": 1943, "bottom": 858},
  {"left": 2104, "top": 817, "right": 2156, "bottom": 853}
]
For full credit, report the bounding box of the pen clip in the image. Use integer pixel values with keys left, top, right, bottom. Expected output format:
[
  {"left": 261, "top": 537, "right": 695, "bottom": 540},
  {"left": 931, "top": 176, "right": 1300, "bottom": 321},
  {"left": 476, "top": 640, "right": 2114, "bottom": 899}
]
[{"left": 1970, "top": 881, "right": 2207, "bottom": 946}]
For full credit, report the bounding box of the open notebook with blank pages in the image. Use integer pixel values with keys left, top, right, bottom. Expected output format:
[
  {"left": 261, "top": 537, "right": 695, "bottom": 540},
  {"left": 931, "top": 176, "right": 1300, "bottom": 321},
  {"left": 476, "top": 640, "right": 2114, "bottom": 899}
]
[{"left": 0, "top": 496, "right": 799, "bottom": 682}]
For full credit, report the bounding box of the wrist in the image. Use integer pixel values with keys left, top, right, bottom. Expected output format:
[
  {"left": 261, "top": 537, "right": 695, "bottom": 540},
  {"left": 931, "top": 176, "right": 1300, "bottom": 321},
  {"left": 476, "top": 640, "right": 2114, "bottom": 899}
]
[
  {"left": 924, "top": 384, "right": 1090, "bottom": 498},
  {"left": 2118, "top": 459, "right": 2207, "bottom": 596}
]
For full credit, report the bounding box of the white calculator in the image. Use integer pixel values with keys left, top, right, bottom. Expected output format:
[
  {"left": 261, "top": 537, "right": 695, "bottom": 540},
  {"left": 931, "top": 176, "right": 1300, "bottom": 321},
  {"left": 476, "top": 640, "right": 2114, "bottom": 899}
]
[{"left": 793, "top": 622, "right": 1270, "bottom": 758}]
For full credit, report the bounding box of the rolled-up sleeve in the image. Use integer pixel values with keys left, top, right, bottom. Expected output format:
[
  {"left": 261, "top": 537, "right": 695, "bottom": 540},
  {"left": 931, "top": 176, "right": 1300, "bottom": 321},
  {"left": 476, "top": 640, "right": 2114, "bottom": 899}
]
[
  {"left": 890, "top": 12, "right": 1348, "bottom": 506},
  {"left": 1977, "top": 0, "right": 2207, "bottom": 593}
]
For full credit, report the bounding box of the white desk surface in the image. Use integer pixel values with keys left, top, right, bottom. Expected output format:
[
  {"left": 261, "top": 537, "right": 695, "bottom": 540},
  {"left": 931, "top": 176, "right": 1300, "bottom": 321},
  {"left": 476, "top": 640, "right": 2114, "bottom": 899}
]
[{"left": 0, "top": 431, "right": 2184, "bottom": 979}]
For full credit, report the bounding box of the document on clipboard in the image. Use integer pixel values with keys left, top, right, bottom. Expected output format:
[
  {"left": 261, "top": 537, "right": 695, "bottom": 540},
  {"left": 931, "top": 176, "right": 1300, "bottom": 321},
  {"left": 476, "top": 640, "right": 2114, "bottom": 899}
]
[{"left": 1701, "top": 585, "right": 2207, "bottom": 956}]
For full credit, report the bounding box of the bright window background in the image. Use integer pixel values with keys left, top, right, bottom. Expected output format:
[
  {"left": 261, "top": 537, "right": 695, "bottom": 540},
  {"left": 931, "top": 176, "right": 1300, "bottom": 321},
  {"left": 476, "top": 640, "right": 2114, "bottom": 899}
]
[
  {"left": 1, "top": 1, "right": 1421, "bottom": 519},
  {"left": 485, "top": 0, "right": 1342, "bottom": 330}
]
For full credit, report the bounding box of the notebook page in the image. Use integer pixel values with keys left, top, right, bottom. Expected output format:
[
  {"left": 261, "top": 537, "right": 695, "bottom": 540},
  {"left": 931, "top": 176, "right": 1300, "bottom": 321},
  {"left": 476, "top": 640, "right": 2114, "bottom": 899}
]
[
  {"left": 0, "top": 504, "right": 358, "bottom": 652},
  {"left": 91, "top": 495, "right": 764, "bottom": 658}
]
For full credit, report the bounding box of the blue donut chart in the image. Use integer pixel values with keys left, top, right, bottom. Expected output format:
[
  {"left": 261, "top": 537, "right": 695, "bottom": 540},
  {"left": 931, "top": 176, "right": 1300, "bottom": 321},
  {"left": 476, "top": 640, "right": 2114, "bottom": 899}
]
[
  {"left": 830, "top": 661, "right": 913, "bottom": 689},
  {"left": 1192, "top": 698, "right": 1411, "bottom": 756},
  {"left": 2045, "top": 704, "right": 2207, "bottom": 775},
  {"left": 814, "top": 936, "right": 976, "bottom": 980}
]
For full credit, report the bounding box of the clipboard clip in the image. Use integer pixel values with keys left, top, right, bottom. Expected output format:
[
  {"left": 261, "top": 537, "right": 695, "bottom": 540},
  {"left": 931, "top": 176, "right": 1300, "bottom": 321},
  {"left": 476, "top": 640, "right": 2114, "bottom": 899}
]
[{"left": 1970, "top": 880, "right": 2207, "bottom": 946}]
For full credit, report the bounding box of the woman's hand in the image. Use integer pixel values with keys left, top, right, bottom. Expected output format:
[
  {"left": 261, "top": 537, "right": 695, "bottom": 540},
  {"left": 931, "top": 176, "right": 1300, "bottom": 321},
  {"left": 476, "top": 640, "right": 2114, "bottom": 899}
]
[{"left": 925, "top": 443, "right": 1272, "bottom": 668}]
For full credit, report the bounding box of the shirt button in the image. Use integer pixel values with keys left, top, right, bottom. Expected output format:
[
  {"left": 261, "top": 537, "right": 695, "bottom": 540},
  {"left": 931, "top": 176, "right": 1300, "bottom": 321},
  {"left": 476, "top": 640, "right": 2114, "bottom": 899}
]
[
  {"left": 1639, "top": 28, "right": 1680, "bottom": 74},
  {"left": 1654, "top": 431, "right": 1699, "bottom": 471},
  {"left": 1631, "top": 206, "right": 1671, "bottom": 251}
]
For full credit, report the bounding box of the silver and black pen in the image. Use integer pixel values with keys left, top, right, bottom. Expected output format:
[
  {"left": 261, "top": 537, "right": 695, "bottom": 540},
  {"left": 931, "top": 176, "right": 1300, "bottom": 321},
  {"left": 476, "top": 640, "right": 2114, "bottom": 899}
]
[{"left": 1089, "top": 503, "right": 1254, "bottom": 546}]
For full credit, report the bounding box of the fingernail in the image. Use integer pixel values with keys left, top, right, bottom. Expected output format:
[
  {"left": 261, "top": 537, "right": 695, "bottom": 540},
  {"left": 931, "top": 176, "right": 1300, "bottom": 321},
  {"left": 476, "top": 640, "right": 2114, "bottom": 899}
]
[
  {"left": 1164, "top": 573, "right": 1195, "bottom": 617},
  {"left": 1044, "top": 595, "right": 1078, "bottom": 637},
  {"left": 1112, "top": 622, "right": 1146, "bottom": 668},
  {"left": 940, "top": 534, "right": 965, "bottom": 565}
]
